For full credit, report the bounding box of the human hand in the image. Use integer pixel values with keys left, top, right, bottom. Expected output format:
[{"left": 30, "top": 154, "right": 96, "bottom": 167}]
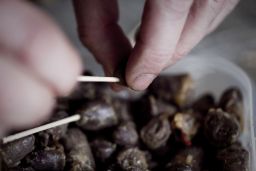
[
  {"left": 0, "top": 1, "right": 82, "bottom": 135},
  {"left": 73, "top": 0, "right": 239, "bottom": 90}
]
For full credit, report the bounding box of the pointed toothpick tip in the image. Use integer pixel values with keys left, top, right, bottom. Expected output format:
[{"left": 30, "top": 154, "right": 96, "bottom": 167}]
[{"left": 2, "top": 114, "right": 81, "bottom": 144}]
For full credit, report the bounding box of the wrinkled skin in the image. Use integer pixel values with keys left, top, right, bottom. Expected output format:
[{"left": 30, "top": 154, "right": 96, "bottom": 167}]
[
  {"left": 117, "top": 148, "right": 148, "bottom": 171},
  {"left": 148, "top": 74, "right": 193, "bottom": 106},
  {"left": 204, "top": 109, "right": 240, "bottom": 148},
  {"left": 216, "top": 143, "right": 249, "bottom": 171},
  {"left": 113, "top": 121, "right": 138, "bottom": 147},
  {"left": 219, "top": 87, "right": 243, "bottom": 128},
  {"left": 62, "top": 128, "right": 95, "bottom": 171},
  {"left": 0, "top": 135, "right": 35, "bottom": 168},
  {"left": 76, "top": 101, "right": 118, "bottom": 131},
  {"left": 90, "top": 139, "right": 116, "bottom": 162},
  {"left": 140, "top": 114, "right": 172, "bottom": 150},
  {"left": 165, "top": 147, "right": 204, "bottom": 171},
  {"left": 26, "top": 143, "right": 66, "bottom": 171}
]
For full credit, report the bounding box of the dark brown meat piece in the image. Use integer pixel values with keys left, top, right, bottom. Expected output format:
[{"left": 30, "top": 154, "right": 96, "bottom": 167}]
[
  {"left": 106, "top": 163, "right": 122, "bottom": 171},
  {"left": 5, "top": 166, "right": 35, "bottom": 171},
  {"left": 62, "top": 128, "right": 95, "bottom": 171},
  {"left": 219, "top": 87, "right": 243, "bottom": 128},
  {"left": 138, "top": 95, "right": 176, "bottom": 117},
  {"left": 192, "top": 94, "right": 215, "bottom": 115},
  {"left": 26, "top": 144, "right": 65, "bottom": 171},
  {"left": 90, "top": 139, "right": 116, "bottom": 162},
  {"left": 204, "top": 109, "right": 240, "bottom": 148},
  {"left": 140, "top": 114, "right": 172, "bottom": 150},
  {"left": 216, "top": 142, "right": 248, "bottom": 171},
  {"left": 113, "top": 121, "right": 138, "bottom": 147},
  {"left": 70, "top": 71, "right": 113, "bottom": 103},
  {"left": 0, "top": 135, "right": 35, "bottom": 168},
  {"left": 112, "top": 98, "right": 133, "bottom": 122},
  {"left": 165, "top": 147, "right": 204, "bottom": 171},
  {"left": 148, "top": 74, "right": 193, "bottom": 106},
  {"left": 117, "top": 148, "right": 148, "bottom": 171},
  {"left": 69, "top": 71, "right": 96, "bottom": 100},
  {"left": 76, "top": 101, "right": 118, "bottom": 131},
  {"left": 47, "top": 111, "right": 68, "bottom": 139},
  {"left": 36, "top": 111, "right": 68, "bottom": 147},
  {"left": 172, "top": 110, "right": 201, "bottom": 146}
]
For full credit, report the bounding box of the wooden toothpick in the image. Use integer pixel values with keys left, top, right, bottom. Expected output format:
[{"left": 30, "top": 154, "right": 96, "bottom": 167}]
[
  {"left": 2, "top": 114, "right": 81, "bottom": 144},
  {"left": 1, "top": 76, "right": 119, "bottom": 144},
  {"left": 77, "top": 76, "right": 120, "bottom": 83}
]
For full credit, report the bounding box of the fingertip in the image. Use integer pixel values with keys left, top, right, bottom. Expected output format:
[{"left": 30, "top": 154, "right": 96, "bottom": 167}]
[{"left": 127, "top": 73, "right": 156, "bottom": 91}]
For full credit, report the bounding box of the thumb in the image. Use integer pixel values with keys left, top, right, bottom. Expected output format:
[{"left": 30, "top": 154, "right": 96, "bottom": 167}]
[{"left": 126, "top": 0, "right": 193, "bottom": 90}]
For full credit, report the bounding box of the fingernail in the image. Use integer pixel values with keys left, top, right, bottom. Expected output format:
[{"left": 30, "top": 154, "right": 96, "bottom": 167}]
[{"left": 131, "top": 74, "right": 156, "bottom": 91}]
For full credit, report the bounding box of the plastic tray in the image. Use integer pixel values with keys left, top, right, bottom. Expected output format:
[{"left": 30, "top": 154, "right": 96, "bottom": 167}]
[{"left": 162, "top": 56, "right": 256, "bottom": 171}]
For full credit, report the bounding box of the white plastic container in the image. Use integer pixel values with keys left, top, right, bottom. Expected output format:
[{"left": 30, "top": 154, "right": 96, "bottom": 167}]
[{"left": 162, "top": 56, "right": 256, "bottom": 171}]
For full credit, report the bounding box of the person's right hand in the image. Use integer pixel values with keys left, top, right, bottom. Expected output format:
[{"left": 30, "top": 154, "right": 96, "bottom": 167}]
[
  {"left": 0, "top": 1, "right": 82, "bottom": 136},
  {"left": 73, "top": 0, "right": 239, "bottom": 91}
]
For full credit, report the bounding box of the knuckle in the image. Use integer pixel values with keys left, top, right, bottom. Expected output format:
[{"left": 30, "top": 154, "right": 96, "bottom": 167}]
[
  {"left": 134, "top": 39, "right": 173, "bottom": 75},
  {"left": 140, "top": 50, "right": 171, "bottom": 75},
  {"left": 172, "top": 50, "right": 187, "bottom": 62}
]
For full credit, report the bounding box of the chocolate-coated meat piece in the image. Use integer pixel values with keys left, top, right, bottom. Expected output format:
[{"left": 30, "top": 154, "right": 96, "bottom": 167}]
[
  {"left": 148, "top": 74, "right": 193, "bottom": 106},
  {"left": 76, "top": 101, "right": 118, "bottom": 131},
  {"left": 204, "top": 109, "right": 240, "bottom": 148},
  {"left": 62, "top": 128, "right": 95, "bottom": 171},
  {"left": 117, "top": 148, "right": 148, "bottom": 171},
  {"left": 26, "top": 144, "right": 65, "bottom": 171},
  {"left": 139, "top": 95, "right": 177, "bottom": 117},
  {"left": 112, "top": 98, "right": 133, "bottom": 122},
  {"left": 219, "top": 87, "right": 243, "bottom": 127},
  {"left": 192, "top": 94, "right": 215, "bottom": 115},
  {"left": 90, "top": 139, "right": 116, "bottom": 162},
  {"left": 113, "top": 121, "right": 138, "bottom": 147},
  {"left": 216, "top": 142, "right": 248, "bottom": 171},
  {"left": 140, "top": 114, "right": 172, "bottom": 150},
  {"left": 172, "top": 111, "right": 201, "bottom": 146},
  {"left": 4, "top": 166, "right": 35, "bottom": 171},
  {"left": 165, "top": 147, "right": 204, "bottom": 171},
  {"left": 0, "top": 135, "right": 35, "bottom": 168}
]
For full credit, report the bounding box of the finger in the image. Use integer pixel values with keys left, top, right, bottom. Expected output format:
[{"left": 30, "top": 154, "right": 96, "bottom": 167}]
[
  {"left": 126, "top": 0, "right": 194, "bottom": 90},
  {"left": 208, "top": 0, "right": 240, "bottom": 33},
  {"left": 73, "top": 0, "right": 132, "bottom": 76},
  {"left": 173, "top": 0, "right": 226, "bottom": 63},
  {"left": 0, "top": 54, "right": 54, "bottom": 131},
  {"left": 0, "top": 1, "right": 82, "bottom": 96}
]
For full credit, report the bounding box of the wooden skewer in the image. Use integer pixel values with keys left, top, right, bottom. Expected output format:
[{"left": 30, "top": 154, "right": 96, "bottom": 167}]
[
  {"left": 1, "top": 76, "right": 118, "bottom": 144},
  {"left": 2, "top": 114, "right": 81, "bottom": 144},
  {"left": 77, "top": 76, "right": 120, "bottom": 83}
]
